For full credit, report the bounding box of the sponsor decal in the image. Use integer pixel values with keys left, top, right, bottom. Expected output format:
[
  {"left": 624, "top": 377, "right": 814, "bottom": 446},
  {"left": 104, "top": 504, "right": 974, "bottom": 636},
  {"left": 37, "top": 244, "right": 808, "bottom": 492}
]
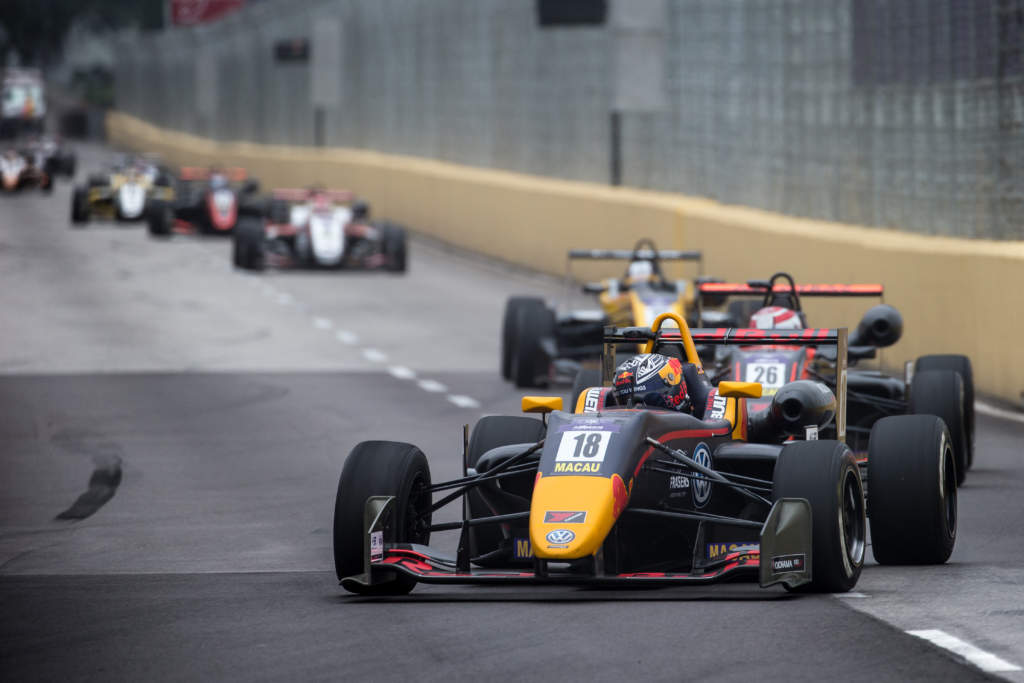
[
  {"left": 612, "top": 474, "right": 629, "bottom": 517},
  {"left": 583, "top": 388, "right": 603, "bottom": 413},
  {"left": 708, "top": 394, "right": 728, "bottom": 420},
  {"left": 555, "top": 419, "right": 621, "bottom": 433},
  {"left": 513, "top": 538, "right": 533, "bottom": 560},
  {"left": 554, "top": 461, "right": 601, "bottom": 473},
  {"left": 555, "top": 430, "right": 611, "bottom": 463},
  {"left": 805, "top": 425, "right": 818, "bottom": 441},
  {"left": 772, "top": 553, "right": 806, "bottom": 573},
  {"left": 692, "top": 442, "right": 713, "bottom": 507},
  {"left": 370, "top": 531, "right": 384, "bottom": 563},
  {"left": 707, "top": 542, "right": 759, "bottom": 560},
  {"left": 544, "top": 511, "right": 587, "bottom": 524},
  {"left": 669, "top": 473, "right": 690, "bottom": 493},
  {"left": 546, "top": 529, "right": 575, "bottom": 545}
]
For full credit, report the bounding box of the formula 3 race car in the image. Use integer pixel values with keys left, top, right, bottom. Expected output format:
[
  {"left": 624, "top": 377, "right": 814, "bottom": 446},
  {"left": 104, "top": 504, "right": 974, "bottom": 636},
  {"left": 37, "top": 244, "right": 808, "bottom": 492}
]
[
  {"left": 695, "top": 272, "right": 975, "bottom": 484},
  {"left": 502, "top": 239, "right": 708, "bottom": 389},
  {"left": 232, "top": 188, "right": 407, "bottom": 272},
  {"left": 333, "top": 313, "right": 956, "bottom": 596},
  {"left": 71, "top": 157, "right": 174, "bottom": 224},
  {"left": 146, "top": 166, "right": 261, "bottom": 237},
  {"left": 1, "top": 145, "right": 53, "bottom": 193}
]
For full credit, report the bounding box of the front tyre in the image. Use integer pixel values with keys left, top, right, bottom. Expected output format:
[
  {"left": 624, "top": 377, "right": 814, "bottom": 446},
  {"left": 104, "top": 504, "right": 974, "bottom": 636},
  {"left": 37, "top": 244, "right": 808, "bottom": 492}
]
[
  {"left": 232, "top": 217, "right": 266, "bottom": 271},
  {"left": 381, "top": 224, "right": 407, "bottom": 272},
  {"left": 147, "top": 199, "right": 172, "bottom": 237},
  {"left": 868, "top": 415, "right": 957, "bottom": 565},
  {"left": 511, "top": 300, "right": 555, "bottom": 388},
  {"left": 773, "top": 440, "right": 866, "bottom": 593},
  {"left": 333, "top": 441, "right": 432, "bottom": 595},
  {"left": 70, "top": 186, "right": 90, "bottom": 225}
]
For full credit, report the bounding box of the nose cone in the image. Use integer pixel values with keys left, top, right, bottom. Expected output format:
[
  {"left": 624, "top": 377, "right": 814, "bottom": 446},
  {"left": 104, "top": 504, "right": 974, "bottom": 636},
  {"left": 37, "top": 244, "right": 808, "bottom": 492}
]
[{"left": 529, "top": 474, "right": 629, "bottom": 560}]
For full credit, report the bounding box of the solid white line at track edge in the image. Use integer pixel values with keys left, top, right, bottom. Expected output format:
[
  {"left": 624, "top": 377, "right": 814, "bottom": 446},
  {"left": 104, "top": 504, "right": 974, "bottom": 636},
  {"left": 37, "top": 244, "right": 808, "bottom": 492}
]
[{"left": 907, "top": 629, "right": 1022, "bottom": 673}]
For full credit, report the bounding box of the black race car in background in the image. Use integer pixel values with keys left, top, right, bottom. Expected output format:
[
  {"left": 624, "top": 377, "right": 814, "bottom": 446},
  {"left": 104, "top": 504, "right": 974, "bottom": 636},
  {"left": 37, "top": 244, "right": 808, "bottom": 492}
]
[
  {"left": 502, "top": 239, "right": 708, "bottom": 388},
  {"left": 1, "top": 145, "right": 53, "bottom": 193},
  {"left": 232, "top": 188, "right": 406, "bottom": 272},
  {"left": 695, "top": 273, "right": 975, "bottom": 484},
  {"left": 147, "top": 166, "right": 262, "bottom": 237},
  {"left": 332, "top": 314, "right": 956, "bottom": 596},
  {"left": 26, "top": 136, "right": 75, "bottom": 178}
]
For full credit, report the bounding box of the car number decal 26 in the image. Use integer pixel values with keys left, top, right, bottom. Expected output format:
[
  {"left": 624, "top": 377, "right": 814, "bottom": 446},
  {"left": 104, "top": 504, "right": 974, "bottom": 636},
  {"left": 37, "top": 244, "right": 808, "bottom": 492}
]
[
  {"left": 555, "top": 431, "right": 612, "bottom": 463},
  {"left": 744, "top": 362, "right": 787, "bottom": 390}
]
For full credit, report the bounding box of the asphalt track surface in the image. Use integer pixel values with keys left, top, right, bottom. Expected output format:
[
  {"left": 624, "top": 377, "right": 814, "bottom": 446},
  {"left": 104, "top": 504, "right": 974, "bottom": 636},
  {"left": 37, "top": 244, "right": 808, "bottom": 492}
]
[{"left": 2, "top": 145, "right": 1023, "bottom": 682}]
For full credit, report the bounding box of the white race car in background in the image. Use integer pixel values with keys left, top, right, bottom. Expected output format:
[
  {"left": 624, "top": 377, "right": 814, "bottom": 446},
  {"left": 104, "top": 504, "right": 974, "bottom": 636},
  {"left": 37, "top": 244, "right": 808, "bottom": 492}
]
[
  {"left": 232, "top": 188, "right": 407, "bottom": 273},
  {"left": 1, "top": 147, "right": 52, "bottom": 193}
]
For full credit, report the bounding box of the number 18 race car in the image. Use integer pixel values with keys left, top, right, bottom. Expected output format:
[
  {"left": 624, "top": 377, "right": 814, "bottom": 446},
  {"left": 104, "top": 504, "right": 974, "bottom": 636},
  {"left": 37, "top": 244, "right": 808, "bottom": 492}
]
[
  {"left": 333, "top": 313, "right": 956, "bottom": 596},
  {"left": 232, "top": 188, "right": 407, "bottom": 272},
  {"left": 696, "top": 272, "right": 974, "bottom": 484}
]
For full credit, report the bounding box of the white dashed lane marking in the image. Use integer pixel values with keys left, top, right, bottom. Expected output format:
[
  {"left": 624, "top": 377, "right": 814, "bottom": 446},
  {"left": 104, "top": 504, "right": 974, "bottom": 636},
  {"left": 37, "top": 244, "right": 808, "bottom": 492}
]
[
  {"left": 834, "top": 592, "right": 870, "bottom": 599},
  {"left": 275, "top": 292, "right": 294, "bottom": 306},
  {"left": 448, "top": 395, "right": 481, "bottom": 409},
  {"left": 975, "top": 400, "right": 1024, "bottom": 425},
  {"left": 312, "top": 317, "right": 333, "bottom": 330},
  {"left": 388, "top": 366, "right": 416, "bottom": 380},
  {"left": 335, "top": 330, "right": 358, "bottom": 345},
  {"left": 418, "top": 379, "right": 447, "bottom": 393},
  {"left": 908, "top": 629, "right": 1022, "bottom": 673},
  {"left": 362, "top": 348, "right": 388, "bottom": 363}
]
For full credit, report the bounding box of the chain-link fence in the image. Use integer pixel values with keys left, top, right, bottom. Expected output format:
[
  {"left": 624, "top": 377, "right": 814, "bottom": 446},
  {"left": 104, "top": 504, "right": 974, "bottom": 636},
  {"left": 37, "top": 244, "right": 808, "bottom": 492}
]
[{"left": 113, "top": 0, "right": 1024, "bottom": 239}]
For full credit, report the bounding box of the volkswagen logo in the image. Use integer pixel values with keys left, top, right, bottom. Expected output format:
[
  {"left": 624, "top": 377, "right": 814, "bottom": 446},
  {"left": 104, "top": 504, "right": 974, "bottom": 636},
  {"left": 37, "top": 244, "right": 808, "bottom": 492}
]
[
  {"left": 545, "top": 529, "right": 576, "bottom": 545},
  {"left": 692, "top": 442, "right": 712, "bottom": 507}
]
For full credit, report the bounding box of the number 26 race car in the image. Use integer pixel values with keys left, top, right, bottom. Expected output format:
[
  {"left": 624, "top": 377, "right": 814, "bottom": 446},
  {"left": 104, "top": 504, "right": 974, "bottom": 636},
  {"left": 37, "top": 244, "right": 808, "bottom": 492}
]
[{"left": 333, "top": 313, "right": 956, "bottom": 596}]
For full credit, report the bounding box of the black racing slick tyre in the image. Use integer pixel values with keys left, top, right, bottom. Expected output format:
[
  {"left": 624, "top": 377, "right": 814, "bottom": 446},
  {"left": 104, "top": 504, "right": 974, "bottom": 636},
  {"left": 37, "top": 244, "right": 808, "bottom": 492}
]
[
  {"left": 232, "top": 217, "right": 265, "bottom": 271},
  {"left": 868, "top": 415, "right": 957, "bottom": 565},
  {"left": 147, "top": 199, "right": 173, "bottom": 237},
  {"left": 909, "top": 369, "right": 967, "bottom": 486},
  {"left": 466, "top": 416, "right": 546, "bottom": 565},
  {"left": 333, "top": 441, "right": 432, "bottom": 595},
  {"left": 70, "top": 186, "right": 89, "bottom": 225},
  {"left": 773, "top": 440, "right": 866, "bottom": 593},
  {"left": 511, "top": 300, "right": 555, "bottom": 388},
  {"left": 916, "top": 355, "right": 974, "bottom": 470},
  {"left": 501, "top": 296, "right": 544, "bottom": 380},
  {"left": 571, "top": 368, "right": 603, "bottom": 412},
  {"left": 382, "top": 224, "right": 407, "bottom": 273}
]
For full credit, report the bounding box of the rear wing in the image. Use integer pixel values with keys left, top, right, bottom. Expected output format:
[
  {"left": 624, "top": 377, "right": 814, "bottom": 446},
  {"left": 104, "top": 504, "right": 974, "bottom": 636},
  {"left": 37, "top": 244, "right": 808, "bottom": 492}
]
[
  {"left": 600, "top": 325, "right": 848, "bottom": 441},
  {"left": 569, "top": 248, "right": 703, "bottom": 262},
  {"left": 698, "top": 282, "right": 883, "bottom": 298},
  {"left": 272, "top": 188, "right": 354, "bottom": 203},
  {"left": 179, "top": 166, "right": 248, "bottom": 182}
]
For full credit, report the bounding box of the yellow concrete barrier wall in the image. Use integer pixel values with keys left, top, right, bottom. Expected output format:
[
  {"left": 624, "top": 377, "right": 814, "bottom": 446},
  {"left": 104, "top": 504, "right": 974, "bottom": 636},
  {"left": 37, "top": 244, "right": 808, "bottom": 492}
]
[{"left": 108, "top": 111, "right": 1024, "bottom": 404}]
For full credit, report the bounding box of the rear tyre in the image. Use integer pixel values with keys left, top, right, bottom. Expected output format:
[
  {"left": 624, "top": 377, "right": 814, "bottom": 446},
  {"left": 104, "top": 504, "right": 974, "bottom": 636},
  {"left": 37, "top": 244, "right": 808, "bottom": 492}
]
[
  {"left": 916, "top": 355, "right": 974, "bottom": 470},
  {"left": 909, "top": 370, "right": 967, "bottom": 486},
  {"left": 232, "top": 217, "right": 266, "bottom": 271},
  {"left": 570, "top": 368, "right": 603, "bottom": 412},
  {"left": 382, "top": 224, "right": 407, "bottom": 272},
  {"left": 466, "top": 416, "right": 547, "bottom": 565},
  {"left": 333, "top": 441, "right": 431, "bottom": 595},
  {"left": 146, "top": 199, "right": 173, "bottom": 237},
  {"left": 501, "top": 297, "right": 544, "bottom": 380},
  {"left": 868, "top": 415, "right": 957, "bottom": 565},
  {"left": 511, "top": 300, "right": 555, "bottom": 388},
  {"left": 70, "top": 186, "right": 90, "bottom": 225},
  {"left": 773, "top": 440, "right": 866, "bottom": 593}
]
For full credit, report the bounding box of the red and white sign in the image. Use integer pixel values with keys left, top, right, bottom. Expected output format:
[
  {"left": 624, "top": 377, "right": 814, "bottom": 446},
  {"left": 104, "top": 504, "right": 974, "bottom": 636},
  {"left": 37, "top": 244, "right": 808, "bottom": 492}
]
[{"left": 170, "top": 0, "right": 245, "bottom": 26}]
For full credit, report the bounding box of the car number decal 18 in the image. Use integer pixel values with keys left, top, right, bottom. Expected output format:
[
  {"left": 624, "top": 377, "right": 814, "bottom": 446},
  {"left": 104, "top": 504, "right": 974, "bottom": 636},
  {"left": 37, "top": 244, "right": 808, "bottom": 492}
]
[{"left": 555, "top": 430, "right": 612, "bottom": 463}]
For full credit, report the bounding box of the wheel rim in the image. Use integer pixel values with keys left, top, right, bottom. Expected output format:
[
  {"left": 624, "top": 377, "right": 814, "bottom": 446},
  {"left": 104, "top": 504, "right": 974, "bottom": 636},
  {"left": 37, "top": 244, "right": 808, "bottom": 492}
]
[
  {"left": 839, "top": 468, "right": 866, "bottom": 572},
  {"left": 941, "top": 439, "right": 958, "bottom": 536},
  {"left": 405, "top": 472, "right": 432, "bottom": 545}
]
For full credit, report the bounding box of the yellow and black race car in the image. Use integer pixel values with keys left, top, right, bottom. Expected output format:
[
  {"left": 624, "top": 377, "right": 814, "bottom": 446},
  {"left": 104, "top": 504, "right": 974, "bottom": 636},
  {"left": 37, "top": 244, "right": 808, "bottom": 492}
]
[
  {"left": 502, "top": 238, "right": 713, "bottom": 388},
  {"left": 70, "top": 158, "right": 174, "bottom": 225},
  {"left": 332, "top": 313, "right": 955, "bottom": 596}
]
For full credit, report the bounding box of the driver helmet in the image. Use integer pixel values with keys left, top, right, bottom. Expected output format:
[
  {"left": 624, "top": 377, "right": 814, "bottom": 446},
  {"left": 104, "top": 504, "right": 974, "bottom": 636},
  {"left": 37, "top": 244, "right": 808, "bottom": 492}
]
[
  {"left": 749, "top": 306, "right": 803, "bottom": 330},
  {"left": 210, "top": 173, "right": 228, "bottom": 190},
  {"left": 626, "top": 260, "right": 654, "bottom": 283},
  {"left": 612, "top": 353, "right": 689, "bottom": 411}
]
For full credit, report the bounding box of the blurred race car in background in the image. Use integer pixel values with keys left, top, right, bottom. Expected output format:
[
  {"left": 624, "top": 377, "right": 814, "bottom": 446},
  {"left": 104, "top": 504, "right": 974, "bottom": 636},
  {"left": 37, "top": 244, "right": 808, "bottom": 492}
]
[
  {"left": 71, "top": 156, "right": 173, "bottom": 224},
  {"left": 146, "top": 166, "right": 261, "bottom": 237},
  {"left": 695, "top": 272, "right": 975, "bottom": 484},
  {"left": 26, "top": 136, "right": 75, "bottom": 178},
  {"left": 502, "top": 239, "right": 710, "bottom": 388},
  {"left": 1, "top": 146, "right": 52, "bottom": 193},
  {"left": 232, "top": 188, "right": 407, "bottom": 272}
]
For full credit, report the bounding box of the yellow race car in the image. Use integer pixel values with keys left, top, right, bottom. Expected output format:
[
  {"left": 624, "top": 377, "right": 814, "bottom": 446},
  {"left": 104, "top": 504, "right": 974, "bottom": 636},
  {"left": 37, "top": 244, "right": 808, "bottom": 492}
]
[
  {"left": 501, "top": 238, "right": 711, "bottom": 388},
  {"left": 70, "top": 159, "right": 174, "bottom": 225}
]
